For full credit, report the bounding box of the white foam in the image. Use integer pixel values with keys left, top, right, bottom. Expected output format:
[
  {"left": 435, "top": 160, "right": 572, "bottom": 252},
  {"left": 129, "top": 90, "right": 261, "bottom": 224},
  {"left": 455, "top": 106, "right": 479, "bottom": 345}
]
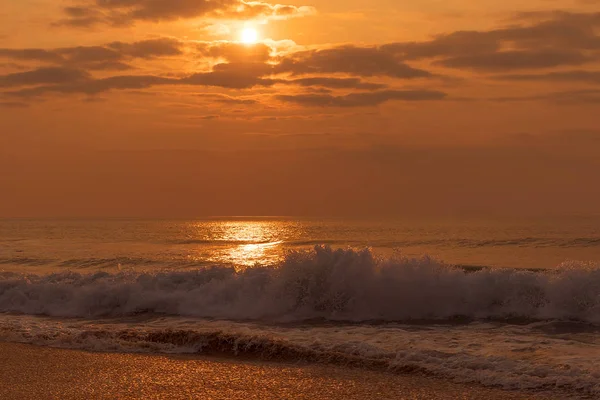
[{"left": 1, "top": 246, "right": 599, "bottom": 322}]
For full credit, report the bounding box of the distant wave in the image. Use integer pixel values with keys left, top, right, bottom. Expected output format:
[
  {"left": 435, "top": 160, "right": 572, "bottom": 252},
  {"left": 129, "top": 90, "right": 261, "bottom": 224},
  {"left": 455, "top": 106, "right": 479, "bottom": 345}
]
[
  {"left": 370, "top": 237, "right": 600, "bottom": 249},
  {"left": 169, "top": 239, "right": 283, "bottom": 245},
  {"left": 0, "top": 256, "right": 215, "bottom": 269},
  {"left": 1, "top": 246, "right": 599, "bottom": 323},
  {"left": 287, "top": 237, "right": 600, "bottom": 248},
  {"left": 0, "top": 257, "right": 57, "bottom": 267},
  {"left": 171, "top": 237, "right": 600, "bottom": 248}
]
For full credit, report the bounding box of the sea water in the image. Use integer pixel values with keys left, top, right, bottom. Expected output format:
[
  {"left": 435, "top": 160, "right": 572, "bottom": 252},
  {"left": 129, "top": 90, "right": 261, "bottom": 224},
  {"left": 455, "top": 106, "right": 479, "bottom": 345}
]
[{"left": 1, "top": 217, "right": 599, "bottom": 398}]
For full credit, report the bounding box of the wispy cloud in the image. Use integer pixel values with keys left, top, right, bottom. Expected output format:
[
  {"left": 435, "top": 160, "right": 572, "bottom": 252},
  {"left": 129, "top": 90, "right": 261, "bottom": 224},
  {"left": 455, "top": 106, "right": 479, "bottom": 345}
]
[{"left": 55, "top": 0, "right": 316, "bottom": 27}]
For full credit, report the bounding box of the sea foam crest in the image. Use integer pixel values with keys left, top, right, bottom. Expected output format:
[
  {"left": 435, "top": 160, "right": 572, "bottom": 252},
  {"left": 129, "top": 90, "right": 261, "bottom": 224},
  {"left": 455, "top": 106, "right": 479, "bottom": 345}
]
[{"left": 1, "top": 246, "right": 599, "bottom": 322}]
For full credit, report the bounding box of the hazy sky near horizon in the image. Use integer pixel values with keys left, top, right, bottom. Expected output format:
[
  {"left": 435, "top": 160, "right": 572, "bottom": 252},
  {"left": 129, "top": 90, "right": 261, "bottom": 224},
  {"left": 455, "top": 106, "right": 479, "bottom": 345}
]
[{"left": 1, "top": 0, "right": 600, "bottom": 217}]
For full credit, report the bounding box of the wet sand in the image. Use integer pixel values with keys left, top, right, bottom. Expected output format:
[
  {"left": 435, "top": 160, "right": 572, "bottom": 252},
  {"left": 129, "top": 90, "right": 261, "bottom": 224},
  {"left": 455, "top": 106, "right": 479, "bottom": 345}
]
[{"left": 0, "top": 342, "right": 559, "bottom": 400}]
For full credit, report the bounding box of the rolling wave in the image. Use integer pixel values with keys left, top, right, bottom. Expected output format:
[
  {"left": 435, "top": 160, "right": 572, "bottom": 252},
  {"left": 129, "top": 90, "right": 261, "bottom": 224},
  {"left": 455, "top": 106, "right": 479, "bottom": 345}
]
[
  {"left": 172, "top": 237, "right": 600, "bottom": 248},
  {"left": 1, "top": 246, "right": 599, "bottom": 323}
]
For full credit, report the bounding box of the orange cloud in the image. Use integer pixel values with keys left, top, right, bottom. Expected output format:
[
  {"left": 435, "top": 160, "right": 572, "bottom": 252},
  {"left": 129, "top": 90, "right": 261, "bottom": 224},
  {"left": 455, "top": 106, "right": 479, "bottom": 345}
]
[
  {"left": 0, "top": 39, "right": 432, "bottom": 104},
  {"left": 2, "top": 11, "right": 600, "bottom": 108},
  {"left": 384, "top": 11, "right": 600, "bottom": 71},
  {"left": 57, "top": 0, "right": 315, "bottom": 27},
  {"left": 276, "top": 90, "right": 447, "bottom": 107},
  {"left": 275, "top": 46, "right": 432, "bottom": 78},
  {"left": 0, "top": 38, "right": 183, "bottom": 71}
]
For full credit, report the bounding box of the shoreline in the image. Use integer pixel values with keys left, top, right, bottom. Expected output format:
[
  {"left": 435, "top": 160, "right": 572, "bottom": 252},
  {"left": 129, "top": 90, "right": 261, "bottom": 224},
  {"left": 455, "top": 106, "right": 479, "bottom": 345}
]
[{"left": 0, "top": 342, "right": 561, "bottom": 400}]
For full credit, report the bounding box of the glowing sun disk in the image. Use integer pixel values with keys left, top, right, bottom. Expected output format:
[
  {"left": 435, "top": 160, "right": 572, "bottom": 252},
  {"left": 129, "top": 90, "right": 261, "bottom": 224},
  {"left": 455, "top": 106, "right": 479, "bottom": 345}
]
[{"left": 241, "top": 27, "right": 259, "bottom": 44}]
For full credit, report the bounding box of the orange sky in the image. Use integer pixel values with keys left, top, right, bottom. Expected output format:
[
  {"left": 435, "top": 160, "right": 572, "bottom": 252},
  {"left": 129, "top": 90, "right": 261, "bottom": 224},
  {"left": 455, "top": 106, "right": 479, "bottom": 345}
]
[{"left": 1, "top": 0, "right": 599, "bottom": 217}]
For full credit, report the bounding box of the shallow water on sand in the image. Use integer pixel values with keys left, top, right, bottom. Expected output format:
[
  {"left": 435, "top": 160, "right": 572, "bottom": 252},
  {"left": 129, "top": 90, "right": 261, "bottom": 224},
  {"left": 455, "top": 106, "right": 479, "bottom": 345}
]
[
  {"left": 0, "top": 343, "right": 560, "bottom": 400},
  {"left": 1, "top": 314, "right": 598, "bottom": 398}
]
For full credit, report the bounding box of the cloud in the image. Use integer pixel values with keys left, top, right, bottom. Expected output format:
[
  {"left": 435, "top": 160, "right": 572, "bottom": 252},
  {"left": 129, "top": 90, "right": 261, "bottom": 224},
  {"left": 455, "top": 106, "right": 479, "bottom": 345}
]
[
  {"left": 276, "top": 46, "right": 432, "bottom": 78},
  {"left": 60, "top": 6, "right": 105, "bottom": 27},
  {"left": 56, "top": 46, "right": 122, "bottom": 63},
  {"left": 56, "top": 0, "right": 315, "bottom": 27},
  {"left": 276, "top": 90, "right": 447, "bottom": 107},
  {"left": 491, "top": 89, "right": 600, "bottom": 104},
  {"left": 84, "top": 61, "right": 134, "bottom": 71},
  {"left": 435, "top": 49, "right": 591, "bottom": 71},
  {"left": 281, "top": 77, "right": 386, "bottom": 90},
  {"left": 0, "top": 40, "right": 432, "bottom": 92},
  {"left": 1, "top": 64, "right": 393, "bottom": 98},
  {"left": 219, "top": 2, "right": 315, "bottom": 21},
  {"left": 0, "top": 38, "right": 183, "bottom": 71},
  {"left": 5, "top": 74, "right": 176, "bottom": 97},
  {"left": 5, "top": 11, "right": 600, "bottom": 108},
  {"left": 1, "top": 64, "right": 274, "bottom": 97},
  {"left": 495, "top": 70, "right": 600, "bottom": 84},
  {"left": 195, "top": 115, "right": 221, "bottom": 120},
  {"left": 193, "top": 42, "right": 425, "bottom": 87},
  {"left": 107, "top": 38, "right": 183, "bottom": 58},
  {"left": 537, "top": 89, "right": 600, "bottom": 104},
  {"left": 181, "top": 64, "right": 276, "bottom": 89},
  {"left": 0, "top": 64, "right": 405, "bottom": 106},
  {"left": 195, "top": 42, "right": 273, "bottom": 63},
  {"left": 383, "top": 12, "right": 600, "bottom": 71},
  {"left": 0, "top": 62, "right": 27, "bottom": 70},
  {"left": 416, "top": 12, "right": 598, "bottom": 54},
  {"left": 23, "top": 12, "right": 600, "bottom": 77},
  {"left": 0, "top": 67, "right": 90, "bottom": 88},
  {"left": 195, "top": 93, "right": 259, "bottom": 105},
  {"left": 382, "top": 32, "right": 500, "bottom": 60},
  {"left": 0, "top": 49, "right": 63, "bottom": 63}
]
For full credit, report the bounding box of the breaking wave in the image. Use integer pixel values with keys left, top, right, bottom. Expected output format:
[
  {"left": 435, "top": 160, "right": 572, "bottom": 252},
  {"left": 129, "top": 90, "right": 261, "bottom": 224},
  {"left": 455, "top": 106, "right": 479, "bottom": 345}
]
[{"left": 1, "top": 246, "right": 599, "bottom": 323}]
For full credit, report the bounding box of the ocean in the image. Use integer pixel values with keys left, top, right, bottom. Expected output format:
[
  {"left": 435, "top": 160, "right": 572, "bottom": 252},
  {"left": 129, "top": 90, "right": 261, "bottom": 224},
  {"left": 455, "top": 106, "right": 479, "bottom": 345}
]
[{"left": 1, "top": 217, "right": 599, "bottom": 398}]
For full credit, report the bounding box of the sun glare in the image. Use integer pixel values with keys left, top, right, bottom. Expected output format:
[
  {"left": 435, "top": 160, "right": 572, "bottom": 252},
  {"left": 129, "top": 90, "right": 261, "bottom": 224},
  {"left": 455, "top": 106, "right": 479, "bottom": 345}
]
[{"left": 241, "top": 27, "right": 259, "bottom": 44}]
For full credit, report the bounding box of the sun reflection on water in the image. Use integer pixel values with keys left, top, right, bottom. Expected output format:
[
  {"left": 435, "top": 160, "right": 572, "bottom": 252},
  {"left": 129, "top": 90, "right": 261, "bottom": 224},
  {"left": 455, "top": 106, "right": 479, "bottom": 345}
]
[{"left": 185, "top": 220, "right": 293, "bottom": 268}]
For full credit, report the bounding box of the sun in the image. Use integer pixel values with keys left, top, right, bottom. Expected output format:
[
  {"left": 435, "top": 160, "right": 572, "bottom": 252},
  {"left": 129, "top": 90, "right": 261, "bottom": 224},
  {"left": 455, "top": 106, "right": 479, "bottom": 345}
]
[{"left": 240, "top": 27, "right": 259, "bottom": 44}]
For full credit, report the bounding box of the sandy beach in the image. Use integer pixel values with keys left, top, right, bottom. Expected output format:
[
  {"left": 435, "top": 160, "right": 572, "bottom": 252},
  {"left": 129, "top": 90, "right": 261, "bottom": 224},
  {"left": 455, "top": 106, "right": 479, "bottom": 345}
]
[{"left": 0, "top": 342, "right": 561, "bottom": 400}]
